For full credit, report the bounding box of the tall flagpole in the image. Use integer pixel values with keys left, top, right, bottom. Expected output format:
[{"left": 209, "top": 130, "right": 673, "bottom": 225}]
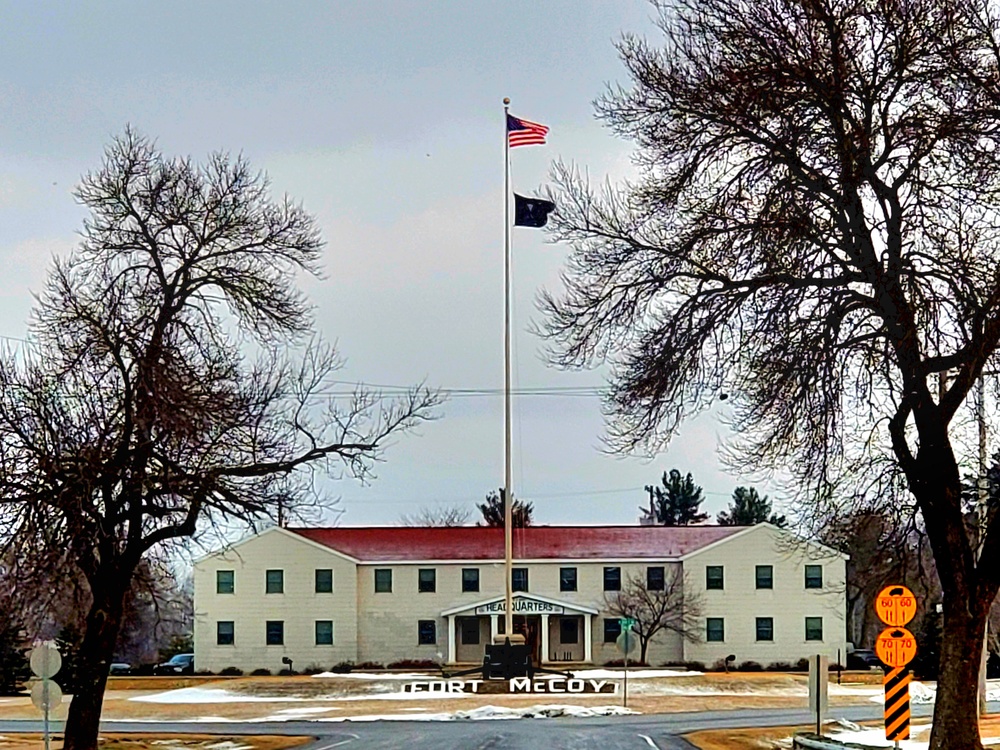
[{"left": 502, "top": 97, "right": 514, "bottom": 641}]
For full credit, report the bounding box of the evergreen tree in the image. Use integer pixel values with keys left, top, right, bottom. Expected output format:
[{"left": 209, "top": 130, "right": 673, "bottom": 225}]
[
  {"left": 717, "top": 486, "right": 787, "bottom": 527},
  {"left": 477, "top": 488, "right": 533, "bottom": 527},
  {"left": 640, "top": 469, "right": 708, "bottom": 526},
  {"left": 0, "top": 613, "right": 28, "bottom": 695}
]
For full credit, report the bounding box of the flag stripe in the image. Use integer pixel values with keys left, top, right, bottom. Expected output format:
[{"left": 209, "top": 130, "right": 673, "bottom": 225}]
[{"left": 508, "top": 114, "right": 549, "bottom": 147}]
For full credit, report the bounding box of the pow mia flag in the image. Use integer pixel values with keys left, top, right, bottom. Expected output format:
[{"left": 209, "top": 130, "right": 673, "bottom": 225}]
[{"left": 514, "top": 194, "right": 556, "bottom": 228}]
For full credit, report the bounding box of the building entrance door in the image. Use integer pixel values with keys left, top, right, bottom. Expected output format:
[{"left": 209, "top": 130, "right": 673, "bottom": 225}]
[{"left": 513, "top": 615, "right": 541, "bottom": 664}]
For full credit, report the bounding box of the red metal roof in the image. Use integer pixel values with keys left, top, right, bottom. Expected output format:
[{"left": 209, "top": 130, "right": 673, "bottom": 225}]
[{"left": 287, "top": 525, "right": 746, "bottom": 562}]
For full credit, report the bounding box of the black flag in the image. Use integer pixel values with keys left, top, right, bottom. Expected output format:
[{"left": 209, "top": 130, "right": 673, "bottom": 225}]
[{"left": 514, "top": 194, "right": 556, "bottom": 228}]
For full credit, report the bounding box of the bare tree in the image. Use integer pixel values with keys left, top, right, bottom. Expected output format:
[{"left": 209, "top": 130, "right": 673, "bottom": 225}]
[
  {"left": 399, "top": 505, "right": 471, "bottom": 527},
  {"left": 538, "top": 1, "right": 1000, "bottom": 745},
  {"left": 603, "top": 570, "right": 701, "bottom": 664},
  {"left": 0, "top": 129, "right": 439, "bottom": 750}
]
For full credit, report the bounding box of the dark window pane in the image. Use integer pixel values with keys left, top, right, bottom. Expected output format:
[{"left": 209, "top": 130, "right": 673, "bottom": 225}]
[
  {"left": 418, "top": 568, "right": 436, "bottom": 593},
  {"left": 265, "top": 570, "right": 283, "bottom": 594},
  {"left": 460, "top": 617, "right": 480, "bottom": 645},
  {"left": 706, "top": 566, "right": 724, "bottom": 590},
  {"left": 603, "top": 618, "right": 622, "bottom": 643},
  {"left": 560, "top": 617, "right": 579, "bottom": 644},
  {"left": 603, "top": 567, "right": 621, "bottom": 592},
  {"left": 647, "top": 566, "right": 665, "bottom": 591},
  {"left": 706, "top": 617, "right": 725, "bottom": 642},
  {"left": 805, "top": 565, "right": 823, "bottom": 589},
  {"left": 216, "top": 570, "right": 234, "bottom": 594},
  {"left": 418, "top": 620, "right": 437, "bottom": 645},
  {"left": 806, "top": 617, "right": 823, "bottom": 641},
  {"left": 217, "top": 621, "right": 234, "bottom": 645},
  {"left": 755, "top": 617, "right": 773, "bottom": 641},
  {"left": 375, "top": 569, "right": 392, "bottom": 593},
  {"left": 266, "top": 620, "right": 284, "bottom": 645},
  {"left": 462, "top": 568, "right": 480, "bottom": 592},
  {"left": 315, "top": 620, "right": 334, "bottom": 645},
  {"left": 512, "top": 568, "right": 528, "bottom": 592},
  {"left": 560, "top": 567, "right": 577, "bottom": 592},
  {"left": 315, "top": 569, "right": 333, "bottom": 593},
  {"left": 755, "top": 565, "right": 773, "bottom": 589}
]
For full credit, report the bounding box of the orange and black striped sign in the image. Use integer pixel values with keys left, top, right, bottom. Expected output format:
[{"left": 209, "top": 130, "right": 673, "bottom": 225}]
[{"left": 884, "top": 667, "right": 910, "bottom": 740}]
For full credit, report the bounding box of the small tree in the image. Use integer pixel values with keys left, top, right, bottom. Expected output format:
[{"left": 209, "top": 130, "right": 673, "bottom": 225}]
[
  {"left": 717, "top": 487, "right": 786, "bottom": 527},
  {"left": 604, "top": 569, "right": 701, "bottom": 664},
  {"left": 640, "top": 470, "right": 708, "bottom": 526},
  {"left": 477, "top": 489, "right": 533, "bottom": 527},
  {"left": 399, "top": 505, "right": 470, "bottom": 527}
]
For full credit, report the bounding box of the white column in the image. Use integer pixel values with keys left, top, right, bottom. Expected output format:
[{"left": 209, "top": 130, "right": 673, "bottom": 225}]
[
  {"left": 490, "top": 614, "right": 499, "bottom": 641},
  {"left": 541, "top": 614, "right": 550, "bottom": 663},
  {"left": 583, "top": 615, "right": 592, "bottom": 663},
  {"left": 447, "top": 616, "right": 456, "bottom": 664}
]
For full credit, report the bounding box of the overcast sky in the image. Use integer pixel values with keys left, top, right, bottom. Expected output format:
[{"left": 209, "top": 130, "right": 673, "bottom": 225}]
[{"left": 0, "top": 1, "right": 785, "bottom": 527}]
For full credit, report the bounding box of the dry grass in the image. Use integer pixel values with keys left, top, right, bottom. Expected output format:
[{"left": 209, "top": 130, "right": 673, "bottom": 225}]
[
  {"left": 0, "top": 672, "right": 885, "bottom": 724},
  {"left": 0, "top": 735, "right": 311, "bottom": 750}
]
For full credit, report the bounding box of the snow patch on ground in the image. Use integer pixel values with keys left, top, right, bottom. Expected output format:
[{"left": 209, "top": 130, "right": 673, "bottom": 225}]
[
  {"left": 560, "top": 669, "right": 696, "bottom": 680},
  {"left": 828, "top": 723, "right": 932, "bottom": 749},
  {"left": 864, "top": 681, "right": 937, "bottom": 705},
  {"left": 131, "top": 688, "right": 310, "bottom": 704},
  {"left": 320, "top": 704, "right": 639, "bottom": 722}
]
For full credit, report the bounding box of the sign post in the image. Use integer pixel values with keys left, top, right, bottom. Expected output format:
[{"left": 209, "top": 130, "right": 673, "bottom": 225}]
[
  {"left": 28, "top": 641, "right": 62, "bottom": 750},
  {"left": 808, "top": 654, "right": 829, "bottom": 735},
  {"left": 875, "top": 585, "right": 917, "bottom": 748},
  {"left": 616, "top": 619, "right": 637, "bottom": 708}
]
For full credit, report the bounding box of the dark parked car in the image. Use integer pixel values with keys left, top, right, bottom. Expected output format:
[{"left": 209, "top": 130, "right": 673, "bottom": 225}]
[
  {"left": 109, "top": 662, "right": 131, "bottom": 676},
  {"left": 154, "top": 653, "right": 194, "bottom": 675},
  {"left": 846, "top": 649, "right": 881, "bottom": 669}
]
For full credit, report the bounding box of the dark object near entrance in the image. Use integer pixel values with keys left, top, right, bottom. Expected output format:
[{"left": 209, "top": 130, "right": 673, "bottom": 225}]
[
  {"left": 846, "top": 649, "right": 880, "bottom": 670},
  {"left": 482, "top": 638, "right": 533, "bottom": 680},
  {"left": 154, "top": 653, "right": 194, "bottom": 675}
]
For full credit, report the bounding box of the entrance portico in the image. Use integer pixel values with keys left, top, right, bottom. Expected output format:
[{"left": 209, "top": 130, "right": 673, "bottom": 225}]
[{"left": 442, "top": 593, "right": 599, "bottom": 665}]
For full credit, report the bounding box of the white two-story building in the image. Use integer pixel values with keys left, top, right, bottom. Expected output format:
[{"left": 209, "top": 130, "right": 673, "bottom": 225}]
[{"left": 192, "top": 523, "right": 847, "bottom": 672}]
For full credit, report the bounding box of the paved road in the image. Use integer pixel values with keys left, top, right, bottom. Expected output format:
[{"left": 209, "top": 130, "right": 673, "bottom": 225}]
[{"left": 0, "top": 702, "right": 958, "bottom": 750}]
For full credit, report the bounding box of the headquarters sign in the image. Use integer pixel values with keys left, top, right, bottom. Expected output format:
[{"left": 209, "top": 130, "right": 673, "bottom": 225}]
[{"left": 475, "top": 600, "right": 564, "bottom": 615}]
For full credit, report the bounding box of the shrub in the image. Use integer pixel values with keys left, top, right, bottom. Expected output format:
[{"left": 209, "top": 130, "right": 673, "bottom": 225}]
[
  {"left": 683, "top": 661, "right": 706, "bottom": 672},
  {"left": 194, "top": 669, "right": 214, "bottom": 676},
  {"left": 709, "top": 659, "right": 729, "bottom": 672},
  {"left": 766, "top": 661, "right": 793, "bottom": 672},
  {"left": 355, "top": 661, "right": 385, "bottom": 670},
  {"left": 387, "top": 659, "right": 439, "bottom": 669},
  {"left": 737, "top": 660, "right": 763, "bottom": 672},
  {"left": 602, "top": 659, "right": 649, "bottom": 667},
  {"left": 278, "top": 668, "right": 297, "bottom": 676},
  {"left": 250, "top": 668, "right": 271, "bottom": 676},
  {"left": 329, "top": 661, "right": 354, "bottom": 673},
  {"left": 219, "top": 667, "right": 243, "bottom": 676},
  {"left": 793, "top": 658, "right": 810, "bottom": 672},
  {"left": 302, "top": 664, "right": 327, "bottom": 675}
]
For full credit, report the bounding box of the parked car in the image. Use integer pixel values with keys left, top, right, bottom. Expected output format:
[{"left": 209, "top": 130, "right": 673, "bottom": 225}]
[
  {"left": 846, "top": 649, "right": 881, "bottom": 669},
  {"left": 154, "top": 653, "right": 194, "bottom": 675},
  {"left": 109, "top": 662, "right": 131, "bottom": 676}
]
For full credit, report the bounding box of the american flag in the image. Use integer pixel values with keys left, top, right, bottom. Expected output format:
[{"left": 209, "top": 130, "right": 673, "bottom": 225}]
[{"left": 507, "top": 114, "right": 549, "bottom": 147}]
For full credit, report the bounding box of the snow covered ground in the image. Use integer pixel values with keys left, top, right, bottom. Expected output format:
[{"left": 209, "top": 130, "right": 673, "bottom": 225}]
[{"left": 824, "top": 719, "right": 1000, "bottom": 748}]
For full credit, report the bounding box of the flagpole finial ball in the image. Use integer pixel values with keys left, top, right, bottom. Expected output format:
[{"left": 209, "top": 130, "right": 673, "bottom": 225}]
[{"left": 503, "top": 97, "right": 510, "bottom": 105}]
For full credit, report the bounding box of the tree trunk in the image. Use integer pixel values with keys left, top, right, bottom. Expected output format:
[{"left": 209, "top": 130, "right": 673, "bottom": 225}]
[
  {"left": 63, "top": 575, "right": 128, "bottom": 750},
  {"left": 928, "top": 592, "right": 988, "bottom": 750}
]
